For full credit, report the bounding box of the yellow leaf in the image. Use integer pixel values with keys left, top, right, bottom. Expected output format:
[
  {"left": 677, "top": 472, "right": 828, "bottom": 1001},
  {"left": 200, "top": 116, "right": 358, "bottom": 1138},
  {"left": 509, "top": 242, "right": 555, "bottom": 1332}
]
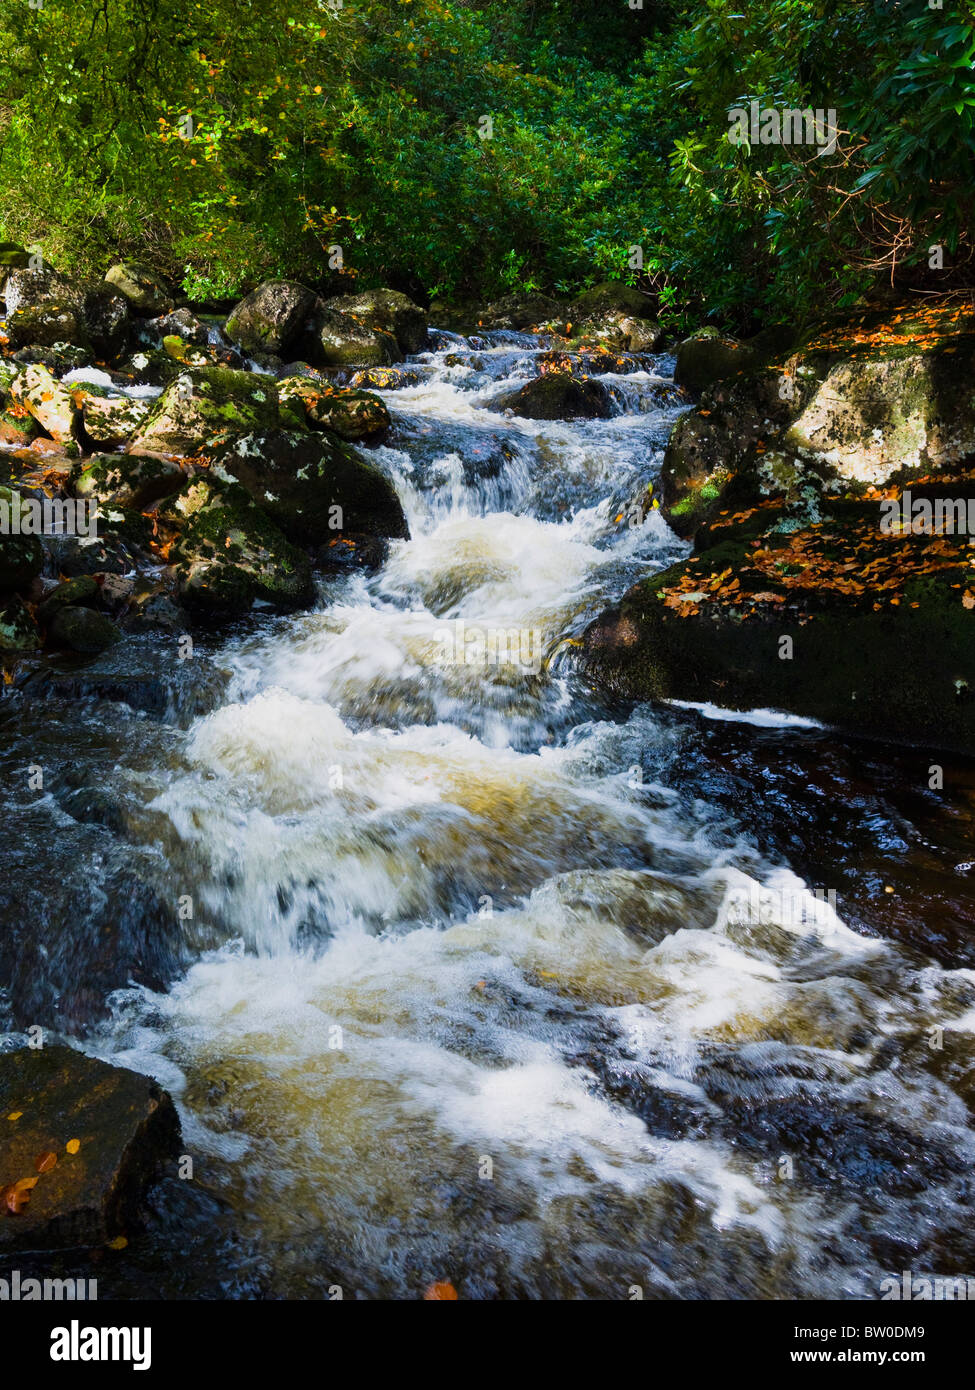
[
  {"left": 7, "top": 1111, "right": 22, "bottom": 1121},
  {"left": 107, "top": 1236, "right": 128, "bottom": 1251},
  {"left": 66, "top": 1138, "right": 81, "bottom": 1155}
]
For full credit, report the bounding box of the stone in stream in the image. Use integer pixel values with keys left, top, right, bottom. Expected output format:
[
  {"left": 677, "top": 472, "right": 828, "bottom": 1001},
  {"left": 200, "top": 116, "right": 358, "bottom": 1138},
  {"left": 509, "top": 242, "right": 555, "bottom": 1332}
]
[
  {"left": 476, "top": 291, "right": 566, "bottom": 332},
  {"left": 127, "top": 364, "right": 287, "bottom": 456},
  {"left": 104, "top": 261, "right": 173, "bottom": 316},
  {"left": 0, "top": 1046, "right": 179, "bottom": 1253},
  {"left": 210, "top": 429, "right": 409, "bottom": 548},
  {"left": 166, "top": 475, "right": 314, "bottom": 614},
  {"left": 572, "top": 311, "right": 663, "bottom": 354},
  {"left": 0, "top": 595, "right": 41, "bottom": 652},
  {"left": 490, "top": 373, "right": 613, "bottom": 420},
  {"left": 277, "top": 375, "right": 390, "bottom": 440},
  {"left": 70, "top": 452, "right": 185, "bottom": 511},
  {"left": 79, "top": 390, "right": 152, "bottom": 448},
  {"left": 48, "top": 605, "right": 123, "bottom": 655},
  {"left": 224, "top": 279, "right": 318, "bottom": 356},
  {"left": 323, "top": 288, "right": 429, "bottom": 355},
  {"left": 296, "top": 303, "right": 402, "bottom": 370}
]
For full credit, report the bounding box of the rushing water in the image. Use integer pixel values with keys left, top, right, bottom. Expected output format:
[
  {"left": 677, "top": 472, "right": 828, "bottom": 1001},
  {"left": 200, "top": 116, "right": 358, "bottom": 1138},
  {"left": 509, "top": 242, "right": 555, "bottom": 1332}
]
[{"left": 3, "top": 332, "right": 975, "bottom": 1299}]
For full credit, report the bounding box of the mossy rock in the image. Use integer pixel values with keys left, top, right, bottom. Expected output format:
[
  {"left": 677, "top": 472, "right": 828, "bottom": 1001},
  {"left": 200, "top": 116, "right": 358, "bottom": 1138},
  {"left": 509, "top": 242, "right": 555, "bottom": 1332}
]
[
  {"left": 278, "top": 376, "right": 391, "bottom": 440},
  {"left": 169, "top": 476, "right": 314, "bottom": 614},
  {"left": 80, "top": 391, "right": 152, "bottom": 447},
  {"left": 71, "top": 452, "right": 184, "bottom": 510},
  {"left": 570, "top": 281, "right": 656, "bottom": 322},
  {"left": 297, "top": 304, "right": 401, "bottom": 370},
  {"left": 128, "top": 365, "right": 284, "bottom": 456},
  {"left": 104, "top": 261, "right": 173, "bottom": 316},
  {"left": 323, "top": 288, "right": 428, "bottom": 355},
  {"left": 674, "top": 334, "right": 756, "bottom": 393},
  {"left": 491, "top": 373, "right": 612, "bottom": 420},
  {"left": 48, "top": 605, "right": 123, "bottom": 654},
  {"left": 210, "top": 429, "right": 408, "bottom": 547},
  {"left": 581, "top": 503, "right": 975, "bottom": 754},
  {"left": 224, "top": 279, "right": 317, "bottom": 356},
  {"left": 36, "top": 575, "right": 99, "bottom": 624}
]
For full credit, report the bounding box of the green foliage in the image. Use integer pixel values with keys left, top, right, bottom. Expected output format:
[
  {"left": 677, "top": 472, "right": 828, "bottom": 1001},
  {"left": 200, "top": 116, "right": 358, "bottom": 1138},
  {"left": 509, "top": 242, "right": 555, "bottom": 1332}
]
[{"left": 0, "top": 0, "right": 970, "bottom": 325}]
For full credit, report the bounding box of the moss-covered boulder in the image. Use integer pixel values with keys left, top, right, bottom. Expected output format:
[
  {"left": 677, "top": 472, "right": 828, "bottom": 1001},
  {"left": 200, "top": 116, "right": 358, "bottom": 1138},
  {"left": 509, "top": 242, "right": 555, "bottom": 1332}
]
[
  {"left": 127, "top": 365, "right": 284, "bottom": 456},
  {"left": 297, "top": 304, "right": 401, "bottom": 369},
  {"left": 582, "top": 496, "right": 975, "bottom": 754},
  {"left": 150, "top": 307, "right": 210, "bottom": 346},
  {"left": 573, "top": 311, "right": 663, "bottom": 354},
  {"left": 80, "top": 390, "right": 152, "bottom": 448},
  {"left": 10, "top": 364, "right": 80, "bottom": 445},
  {"left": 0, "top": 488, "right": 44, "bottom": 591},
  {"left": 324, "top": 288, "right": 428, "bottom": 355},
  {"left": 224, "top": 279, "right": 317, "bottom": 356},
  {"left": 48, "top": 604, "right": 123, "bottom": 653},
  {"left": 476, "top": 292, "right": 566, "bottom": 332},
  {"left": 660, "top": 303, "right": 975, "bottom": 542},
  {"left": 115, "top": 348, "right": 183, "bottom": 387},
  {"left": 167, "top": 476, "right": 314, "bottom": 614},
  {"left": 491, "top": 373, "right": 612, "bottom": 420},
  {"left": 36, "top": 575, "right": 99, "bottom": 624},
  {"left": 70, "top": 453, "right": 185, "bottom": 510},
  {"left": 3, "top": 265, "right": 89, "bottom": 351},
  {"left": 0, "top": 1046, "right": 179, "bottom": 1253},
  {"left": 211, "top": 429, "right": 408, "bottom": 548},
  {"left": 347, "top": 365, "right": 430, "bottom": 390},
  {"left": 570, "top": 281, "right": 656, "bottom": 323},
  {"left": 674, "top": 331, "right": 756, "bottom": 394},
  {"left": 277, "top": 376, "right": 390, "bottom": 440},
  {"left": 104, "top": 261, "right": 173, "bottom": 316}
]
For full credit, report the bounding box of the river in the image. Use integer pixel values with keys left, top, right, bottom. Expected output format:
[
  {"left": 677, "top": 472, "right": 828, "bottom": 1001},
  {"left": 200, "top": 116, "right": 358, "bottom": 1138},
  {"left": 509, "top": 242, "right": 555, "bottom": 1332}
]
[{"left": 2, "top": 329, "right": 974, "bottom": 1298}]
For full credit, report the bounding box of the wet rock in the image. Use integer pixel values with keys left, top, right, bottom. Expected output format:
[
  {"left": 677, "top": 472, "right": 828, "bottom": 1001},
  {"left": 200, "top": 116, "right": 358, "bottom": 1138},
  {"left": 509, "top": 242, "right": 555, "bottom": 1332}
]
[
  {"left": 580, "top": 499, "right": 975, "bottom": 754},
  {"left": 149, "top": 307, "right": 209, "bottom": 346},
  {"left": 10, "top": 364, "right": 79, "bottom": 445},
  {"left": 104, "top": 261, "right": 173, "bottom": 316},
  {"left": 43, "top": 510, "right": 153, "bottom": 578},
  {"left": 348, "top": 364, "right": 429, "bottom": 390},
  {"left": 212, "top": 429, "right": 409, "bottom": 547},
  {"left": 128, "top": 365, "right": 284, "bottom": 456},
  {"left": 0, "top": 1046, "right": 180, "bottom": 1252},
  {"left": 491, "top": 373, "right": 612, "bottom": 420},
  {"left": 167, "top": 475, "right": 314, "bottom": 614},
  {"left": 71, "top": 452, "right": 185, "bottom": 510},
  {"left": 83, "top": 283, "right": 131, "bottom": 360},
  {"left": 723, "top": 1097, "right": 963, "bottom": 1195},
  {"left": 297, "top": 303, "right": 401, "bottom": 370},
  {"left": 224, "top": 279, "right": 318, "bottom": 356},
  {"left": 277, "top": 376, "right": 390, "bottom": 440},
  {"left": 674, "top": 331, "right": 756, "bottom": 394},
  {"left": 36, "top": 575, "right": 99, "bottom": 624},
  {"left": 115, "top": 348, "right": 182, "bottom": 387},
  {"left": 48, "top": 605, "right": 122, "bottom": 654},
  {"left": 324, "top": 288, "right": 428, "bottom": 355},
  {"left": 573, "top": 311, "right": 663, "bottom": 354}
]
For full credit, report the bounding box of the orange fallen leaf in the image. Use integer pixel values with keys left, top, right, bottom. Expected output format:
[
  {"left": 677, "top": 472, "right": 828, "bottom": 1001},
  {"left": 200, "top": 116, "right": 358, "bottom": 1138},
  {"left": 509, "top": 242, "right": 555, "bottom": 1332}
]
[
  {"left": 35, "top": 1151, "right": 57, "bottom": 1173},
  {"left": 423, "top": 1281, "right": 458, "bottom": 1300},
  {"left": 7, "top": 1111, "right": 22, "bottom": 1122},
  {"left": 15, "top": 1177, "right": 38, "bottom": 1192}
]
